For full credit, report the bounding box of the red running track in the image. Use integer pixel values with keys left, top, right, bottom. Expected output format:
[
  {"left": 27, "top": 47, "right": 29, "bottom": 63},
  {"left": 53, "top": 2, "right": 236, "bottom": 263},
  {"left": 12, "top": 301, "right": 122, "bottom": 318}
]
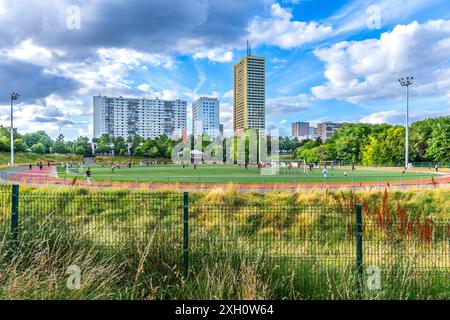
[{"left": 6, "top": 166, "right": 450, "bottom": 191}]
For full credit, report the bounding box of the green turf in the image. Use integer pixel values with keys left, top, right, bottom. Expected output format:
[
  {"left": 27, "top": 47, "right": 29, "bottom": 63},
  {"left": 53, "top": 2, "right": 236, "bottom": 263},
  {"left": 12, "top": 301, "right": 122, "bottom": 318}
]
[{"left": 56, "top": 164, "right": 441, "bottom": 184}]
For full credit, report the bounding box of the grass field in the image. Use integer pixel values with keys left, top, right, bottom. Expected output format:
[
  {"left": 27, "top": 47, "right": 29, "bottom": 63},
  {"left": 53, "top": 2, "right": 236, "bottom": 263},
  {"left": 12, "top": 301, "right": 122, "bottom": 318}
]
[
  {"left": 56, "top": 164, "right": 440, "bottom": 184},
  {"left": 0, "top": 186, "right": 448, "bottom": 299},
  {"left": 0, "top": 152, "right": 82, "bottom": 166}
]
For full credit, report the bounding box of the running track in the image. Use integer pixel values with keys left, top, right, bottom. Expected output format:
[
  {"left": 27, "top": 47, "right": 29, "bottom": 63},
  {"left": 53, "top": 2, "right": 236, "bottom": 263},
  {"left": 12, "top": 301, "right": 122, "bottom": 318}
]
[{"left": 3, "top": 165, "right": 450, "bottom": 192}]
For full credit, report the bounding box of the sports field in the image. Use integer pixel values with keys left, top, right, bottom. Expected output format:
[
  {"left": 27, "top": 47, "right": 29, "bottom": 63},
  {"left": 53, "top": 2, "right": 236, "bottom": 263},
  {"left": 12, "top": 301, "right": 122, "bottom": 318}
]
[{"left": 56, "top": 164, "right": 441, "bottom": 185}]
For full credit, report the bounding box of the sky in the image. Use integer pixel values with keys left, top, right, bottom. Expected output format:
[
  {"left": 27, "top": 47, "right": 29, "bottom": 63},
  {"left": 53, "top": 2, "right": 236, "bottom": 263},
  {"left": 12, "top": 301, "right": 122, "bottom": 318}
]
[{"left": 0, "top": 0, "right": 450, "bottom": 139}]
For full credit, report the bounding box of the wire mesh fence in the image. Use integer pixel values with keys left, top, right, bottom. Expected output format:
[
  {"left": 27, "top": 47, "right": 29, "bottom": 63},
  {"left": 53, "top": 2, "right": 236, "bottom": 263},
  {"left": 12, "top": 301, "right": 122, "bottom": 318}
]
[{"left": 0, "top": 184, "right": 448, "bottom": 293}]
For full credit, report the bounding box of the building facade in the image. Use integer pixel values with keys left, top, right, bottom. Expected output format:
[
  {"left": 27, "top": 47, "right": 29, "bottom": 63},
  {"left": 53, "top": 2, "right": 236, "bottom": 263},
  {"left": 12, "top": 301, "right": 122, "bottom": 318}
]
[
  {"left": 309, "top": 127, "right": 318, "bottom": 140},
  {"left": 192, "top": 97, "right": 220, "bottom": 138},
  {"left": 292, "top": 122, "right": 310, "bottom": 139},
  {"left": 93, "top": 95, "right": 187, "bottom": 139},
  {"left": 317, "top": 122, "right": 343, "bottom": 142},
  {"left": 233, "top": 55, "right": 265, "bottom": 133}
]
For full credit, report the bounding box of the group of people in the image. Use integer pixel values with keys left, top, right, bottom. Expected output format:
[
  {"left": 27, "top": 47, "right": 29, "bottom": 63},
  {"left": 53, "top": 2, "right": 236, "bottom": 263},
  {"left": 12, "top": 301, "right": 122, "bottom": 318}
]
[
  {"left": 29, "top": 161, "right": 48, "bottom": 170},
  {"left": 427, "top": 163, "right": 440, "bottom": 172}
]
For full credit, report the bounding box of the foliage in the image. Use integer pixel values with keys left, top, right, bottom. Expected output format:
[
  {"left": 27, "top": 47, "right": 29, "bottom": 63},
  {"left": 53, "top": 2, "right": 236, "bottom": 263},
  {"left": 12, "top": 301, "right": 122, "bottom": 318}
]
[
  {"left": 30, "top": 143, "right": 46, "bottom": 155},
  {"left": 293, "top": 118, "right": 450, "bottom": 165}
]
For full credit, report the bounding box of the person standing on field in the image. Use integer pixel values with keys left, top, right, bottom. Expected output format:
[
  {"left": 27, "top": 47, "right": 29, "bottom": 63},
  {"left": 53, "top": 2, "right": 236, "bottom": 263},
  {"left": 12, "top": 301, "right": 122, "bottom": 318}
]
[
  {"left": 323, "top": 167, "right": 328, "bottom": 178},
  {"left": 86, "top": 168, "right": 92, "bottom": 184}
]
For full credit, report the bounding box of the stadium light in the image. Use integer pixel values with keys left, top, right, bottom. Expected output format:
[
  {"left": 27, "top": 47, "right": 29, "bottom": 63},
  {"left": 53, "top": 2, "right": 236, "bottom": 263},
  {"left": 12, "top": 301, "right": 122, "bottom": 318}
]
[
  {"left": 10, "top": 93, "right": 20, "bottom": 166},
  {"left": 398, "top": 77, "right": 414, "bottom": 168}
]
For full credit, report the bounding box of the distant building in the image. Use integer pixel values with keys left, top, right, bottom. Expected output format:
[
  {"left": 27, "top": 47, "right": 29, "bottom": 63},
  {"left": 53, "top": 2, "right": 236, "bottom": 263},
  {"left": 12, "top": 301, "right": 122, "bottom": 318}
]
[
  {"left": 192, "top": 97, "right": 220, "bottom": 138},
  {"left": 219, "top": 124, "right": 224, "bottom": 136},
  {"left": 317, "top": 122, "right": 343, "bottom": 142},
  {"left": 233, "top": 47, "right": 265, "bottom": 133},
  {"left": 309, "top": 127, "right": 317, "bottom": 140},
  {"left": 93, "top": 95, "right": 186, "bottom": 139},
  {"left": 292, "top": 122, "right": 310, "bottom": 138}
]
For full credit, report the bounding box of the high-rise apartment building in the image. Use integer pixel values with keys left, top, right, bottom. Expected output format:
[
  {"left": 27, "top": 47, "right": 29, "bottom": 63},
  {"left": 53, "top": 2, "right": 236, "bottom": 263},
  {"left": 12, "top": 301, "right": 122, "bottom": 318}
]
[
  {"left": 93, "top": 95, "right": 186, "bottom": 139},
  {"left": 309, "top": 127, "right": 318, "bottom": 140},
  {"left": 317, "top": 122, "right": 343, "bottom": 142},
  {"left": 233, "top": 53, "right": 265, "bottom": 133},
  {"left": 192, "top": 97, "right": 220, "bottom": 138},
  {"left": 292, "top": 122, "right": 310, "bottom": 138}
]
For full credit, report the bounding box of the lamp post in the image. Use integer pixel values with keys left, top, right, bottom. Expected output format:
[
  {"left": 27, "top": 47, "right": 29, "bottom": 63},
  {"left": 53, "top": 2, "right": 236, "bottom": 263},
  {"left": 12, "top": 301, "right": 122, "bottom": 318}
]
[
  {"left": 10, "top": 93, "right": 20, "bottom": 166},
  {"left": 398, "top": 77, "right": 414, "bottom": 168}
]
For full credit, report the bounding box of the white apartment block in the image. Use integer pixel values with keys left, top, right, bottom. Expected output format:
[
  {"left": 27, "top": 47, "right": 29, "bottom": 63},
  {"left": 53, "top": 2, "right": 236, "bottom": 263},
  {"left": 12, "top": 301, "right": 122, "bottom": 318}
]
[
  {"left": 317, "top": 122, "right": 343, "bottom": 142},
  {"left": 93, "top": 95, "right": 187, "bottom": 139},
  {"left": 192, "top": 97, "right": 220, "bottom": 138}
]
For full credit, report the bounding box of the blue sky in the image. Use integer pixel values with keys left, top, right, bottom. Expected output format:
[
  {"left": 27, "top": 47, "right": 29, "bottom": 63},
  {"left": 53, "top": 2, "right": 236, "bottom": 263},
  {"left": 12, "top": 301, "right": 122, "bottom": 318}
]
[{"left": 0, "top": 0, "right": 449, "bottom": 139}]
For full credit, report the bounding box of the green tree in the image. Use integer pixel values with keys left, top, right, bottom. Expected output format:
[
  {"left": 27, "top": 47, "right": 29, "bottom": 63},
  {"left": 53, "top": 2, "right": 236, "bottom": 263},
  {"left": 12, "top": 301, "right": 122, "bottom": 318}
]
[
  {"left": 362, "top": 126, "right": 405, "bottom": 166},
  {"left": 425, "top": 117, "right": 450, "bottom": 163},
  {"left": 14, "top": 139, "right": 28, "bottom": 152},
  {"left": 23, "top": 131, "right": 53, "bottom": 153},
  {"left": 31, "top": 143, "right": 46, "bottom": 154},
  {"left": 73, "top": 136, "right": 91, "bottom": 156},
  {"left": 52, "top": 134, "right": 69, "bottom": 154}
]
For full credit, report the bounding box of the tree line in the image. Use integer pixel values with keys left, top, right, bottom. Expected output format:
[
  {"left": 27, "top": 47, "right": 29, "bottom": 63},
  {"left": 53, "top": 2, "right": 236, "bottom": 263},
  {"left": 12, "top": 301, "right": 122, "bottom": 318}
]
[
  {"left": 292, "top": 117, "right": 450, "bottom": 165},
  {"left": 0, "top": 126, "right": 181, "bottom": 158}
]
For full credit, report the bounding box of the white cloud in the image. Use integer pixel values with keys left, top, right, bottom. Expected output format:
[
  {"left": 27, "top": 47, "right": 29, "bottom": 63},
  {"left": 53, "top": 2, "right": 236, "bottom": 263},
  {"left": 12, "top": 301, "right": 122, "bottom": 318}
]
[
  {"left": 359, "top": 108, "right": 450, "bottom": 125},
  {"left": 0, "top": 39, "right": 65, "bottom": 66},
  {"left": 193, "top": 48, "right": 233, "bottom": 63},
  {"left": 137, "top": 84, "right": 151, "bottom": 92},
  {"left": 0, "top": 0, "right": 6, "bottom": 17},
  {"left": 266, "top": 93, "right": 312, "bottom": 115},
  {"left": 312, "top": 20, "right": 450, "bottom": 103},
  {"left": 223, "top": 90, "right": 233, "bottom": 99},
  {"left": 329, "top": 0, "right": 433, "bottom": 35},
  {"left": 247, "top": 3, "right": 333, "bottom": 49}
]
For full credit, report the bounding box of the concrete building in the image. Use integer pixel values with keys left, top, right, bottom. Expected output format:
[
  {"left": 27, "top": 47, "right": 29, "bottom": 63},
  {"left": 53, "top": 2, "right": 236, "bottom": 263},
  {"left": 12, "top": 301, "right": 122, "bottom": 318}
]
[
  {"left": 292, "top": 122, "right": 310, "bottom": 138},
  {"left": 317, "top": 122, "right": 343, "bottom": 142},
  {"left": 192, "top": 97, "right": 220, "bottom": 138},
  {"left": 309, "top": 127, "right": 318, "bottom": 140},
  {"left": 233, "top": 51, "right": 265, "bottom": 133},
  {"left": 93, "top": 95, "right": 186, "bottom": 139}
]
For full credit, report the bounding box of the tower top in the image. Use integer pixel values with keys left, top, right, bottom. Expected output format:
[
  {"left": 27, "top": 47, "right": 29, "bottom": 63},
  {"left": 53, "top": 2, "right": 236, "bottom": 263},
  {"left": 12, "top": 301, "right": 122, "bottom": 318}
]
[{"left": 247, "top": 40, "right": 252, "bottom": 56}]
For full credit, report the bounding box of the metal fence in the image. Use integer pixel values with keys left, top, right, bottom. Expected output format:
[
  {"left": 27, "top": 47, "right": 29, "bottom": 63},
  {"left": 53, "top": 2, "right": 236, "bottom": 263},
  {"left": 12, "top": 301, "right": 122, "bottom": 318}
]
[{"left": 0, "top": 185, "right": 448, "bottom": 293}]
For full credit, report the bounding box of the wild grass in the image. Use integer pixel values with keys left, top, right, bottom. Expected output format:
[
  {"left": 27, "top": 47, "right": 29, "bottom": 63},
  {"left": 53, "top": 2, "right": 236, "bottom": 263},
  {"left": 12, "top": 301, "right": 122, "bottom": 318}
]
[
  {"left": 0, "top": 152, "right": 82, "bottom": 166},
  {"left": 0, "top": 185, "right": 448, "bottom": 300}
]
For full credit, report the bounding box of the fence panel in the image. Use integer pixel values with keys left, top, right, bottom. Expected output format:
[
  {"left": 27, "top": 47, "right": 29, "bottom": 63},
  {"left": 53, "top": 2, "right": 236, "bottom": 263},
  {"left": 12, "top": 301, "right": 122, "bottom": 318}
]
[
  {"left": 0, "top": 185, "right": 11, "bottom": 238},
  {"left": 17, "top": 191, "right": 184, "bottom": 265},
  {"left": 1, "top": 185, "right": 448, "bottom": 296},
  {"left": 188, "top": 197, "right": 358, "bottom": 293}
]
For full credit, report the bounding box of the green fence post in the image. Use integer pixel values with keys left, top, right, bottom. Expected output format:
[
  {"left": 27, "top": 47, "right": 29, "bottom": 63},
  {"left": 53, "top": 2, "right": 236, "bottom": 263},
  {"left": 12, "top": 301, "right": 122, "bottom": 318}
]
[
  {"left": 11, "top": 184, "right": 19, "bottom": 243},
  {"left": 183, "top": 192, "right": 189, "bottom": 275},
  {"left": 355, "top": 204, "right": 363, "bottom": 294}
]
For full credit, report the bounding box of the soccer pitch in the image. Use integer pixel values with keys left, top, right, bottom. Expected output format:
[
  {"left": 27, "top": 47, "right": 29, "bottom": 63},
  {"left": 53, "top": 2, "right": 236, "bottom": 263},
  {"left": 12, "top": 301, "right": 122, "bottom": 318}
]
[{"left": 56, "top": 164, "right": 440, "bottom": 185}]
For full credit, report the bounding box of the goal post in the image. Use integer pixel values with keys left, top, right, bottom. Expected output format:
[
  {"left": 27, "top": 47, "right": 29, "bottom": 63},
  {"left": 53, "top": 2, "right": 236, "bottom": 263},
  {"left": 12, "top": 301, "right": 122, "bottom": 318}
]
[
  {"left": 318, "top": 161, "right": 334, "bottom": 169},
  {"left": 278, "top": 159, "right": 308, "bottom": 174},
  {"left": 66, "top": 163, "right": 83, "bottom": 174}
]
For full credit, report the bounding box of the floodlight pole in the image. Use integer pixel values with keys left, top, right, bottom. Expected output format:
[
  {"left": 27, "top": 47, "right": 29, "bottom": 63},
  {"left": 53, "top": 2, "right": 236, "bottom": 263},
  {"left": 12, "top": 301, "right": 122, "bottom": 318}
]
[
  {"left": 406, "top": 84, "right": 409, "bottom": 167},
  {"left": 10, "top": 93, "right": 20, "bottom": 166},
  {"left": 398, "top": 77, "right": 414, "bottom": 169}
]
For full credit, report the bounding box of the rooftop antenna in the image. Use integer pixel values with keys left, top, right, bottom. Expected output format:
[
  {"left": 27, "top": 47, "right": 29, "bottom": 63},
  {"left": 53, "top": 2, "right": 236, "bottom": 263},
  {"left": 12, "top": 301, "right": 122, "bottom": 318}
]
[{"left": 247, "top": 40, "right": 251, "bottom": 56}]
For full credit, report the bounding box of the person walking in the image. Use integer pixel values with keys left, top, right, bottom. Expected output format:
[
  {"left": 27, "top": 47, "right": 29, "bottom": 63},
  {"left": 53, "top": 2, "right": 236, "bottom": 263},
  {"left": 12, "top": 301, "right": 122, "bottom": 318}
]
[
  {"left": 322, "top": 167, "right": 328, "bottom": 178},
  {"left": 86, "top": 168, "right": 92, "bottom": 184}
]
